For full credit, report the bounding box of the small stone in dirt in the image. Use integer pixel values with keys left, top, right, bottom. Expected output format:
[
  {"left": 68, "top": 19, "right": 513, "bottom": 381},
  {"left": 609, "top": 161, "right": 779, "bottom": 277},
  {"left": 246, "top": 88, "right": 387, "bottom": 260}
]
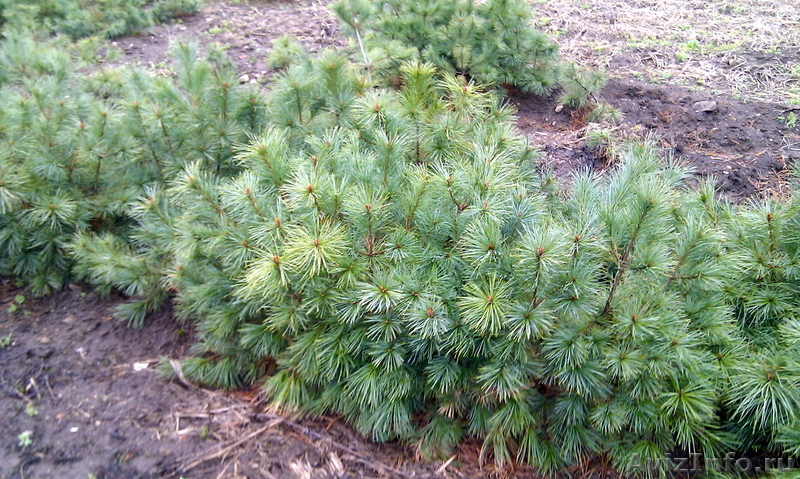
[
  {"left": 27, "top": 346, "right": 54, "bottom": 358},
  {"left": 239, "top": 74, "right": 250, "bottom": 83},
  {"left": 555, "top": 105, "right": 564, "bottom": 113},
  {"left": 693, "top": 101, "right": 717, "bottom": 112},
  {"left": 108, "top": 427, "right": 126, "bottom": 441},
  {"left": 39, "top": 337, "right": 50, "bottom": 344}
]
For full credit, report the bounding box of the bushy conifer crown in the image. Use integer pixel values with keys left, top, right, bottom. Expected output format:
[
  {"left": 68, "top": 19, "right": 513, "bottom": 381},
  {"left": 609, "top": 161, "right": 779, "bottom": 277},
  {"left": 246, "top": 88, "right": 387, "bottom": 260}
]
[{"left": 1, "top": 0, "right": 800, "bottom": 475}]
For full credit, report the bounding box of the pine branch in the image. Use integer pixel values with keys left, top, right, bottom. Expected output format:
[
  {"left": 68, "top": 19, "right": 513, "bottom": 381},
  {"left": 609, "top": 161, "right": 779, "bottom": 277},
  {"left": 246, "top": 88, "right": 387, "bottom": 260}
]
[{"left": 602, "top": 202, "right": 652, "bottom": 316}]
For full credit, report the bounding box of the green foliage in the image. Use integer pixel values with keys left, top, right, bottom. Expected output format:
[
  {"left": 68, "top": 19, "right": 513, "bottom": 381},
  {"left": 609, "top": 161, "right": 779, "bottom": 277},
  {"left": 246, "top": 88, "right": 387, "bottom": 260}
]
[
  {"left": 89, "top": 52, "right": 800, "bottom": 471},
  {"left": 560, "top": 63, "right": 621, "bottom": 123},
  {"left": 267, "top": 34, "right": 307, "bottom": 70},
  {"left": 25, "top": 402, "right": 39, "bottom": 417},
  {"left": 585, "top": 126, "right": 619, "bottom": 162},
  {"left": 5, "top": 294, "right": 26, "bottom": 314},
  {"left": 1, "top": 1, "right": 800, "bottom": 474},
  {"left": 331, "top": 0, "right": 614, "bottom": 118},
  {"left": 0, "top": 39, "right": 266, "bottom": 313},
  {"left": 54, "top": 0, "right": 152, "bottom": 39},
  {"left": 778, "top": 111, "right": 798, "bottom": 129},
  {"left": 149, "top": 0, "right": 200, "bottom": 24},
  {"left": 0, "top": 0, "right": 201, "bottom": 40},
  {"left": 333, "top": 0, "right": 561, "bottom": 95},
  {"left": 17, "top": 430, "right": 33, "bottom": 448}
]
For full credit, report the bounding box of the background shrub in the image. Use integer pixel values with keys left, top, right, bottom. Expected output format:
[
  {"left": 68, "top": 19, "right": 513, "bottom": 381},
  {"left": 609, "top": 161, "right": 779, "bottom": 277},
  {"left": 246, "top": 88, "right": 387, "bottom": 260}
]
[
  {"left": 331, "top": 0, "right": 617, "bottom": 122},
  {"left": 0, "top": 0, "right": 201, "bottom": 39}
]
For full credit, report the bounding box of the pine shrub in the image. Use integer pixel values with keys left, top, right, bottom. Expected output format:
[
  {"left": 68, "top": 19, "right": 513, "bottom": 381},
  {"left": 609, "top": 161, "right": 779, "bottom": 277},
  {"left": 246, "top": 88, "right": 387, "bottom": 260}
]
[
  {"left": 267, "top": 35, "right": 307, "bottom": 71},
  {"left": 0, "top": 0, "right": 201, "bottom": 40},
  {"left": 333, "top": 0, "right": 559, "bottom": 94},
  {"left": 332, "top": 0, "right": 617, "bottom": 122},
  {"left": 0, "top": 1, "right": 799, "bottom": 473},
  {"left": 88, "top": 53, "right": 799, "bottom": 472},
  {"left": 0, "top": 40, "right": 266, "bottom": 307}
]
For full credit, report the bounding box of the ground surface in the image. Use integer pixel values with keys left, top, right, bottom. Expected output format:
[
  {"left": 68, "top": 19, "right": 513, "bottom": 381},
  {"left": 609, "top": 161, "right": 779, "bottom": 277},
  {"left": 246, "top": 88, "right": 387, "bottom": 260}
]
[
  {"left": 527, "top": 0, "right": 800, "bottom": 200},
  {"left": 1, "top": 281, "right": 484, "bottom": 478},
  {"left": 2, "top": 0, "right": 800, "bottom": 477}
]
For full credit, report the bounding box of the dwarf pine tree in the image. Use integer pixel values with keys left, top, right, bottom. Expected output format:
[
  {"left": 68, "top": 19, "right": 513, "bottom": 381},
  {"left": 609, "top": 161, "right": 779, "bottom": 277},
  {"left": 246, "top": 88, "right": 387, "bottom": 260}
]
[
  {"left": 0, "top": 38, "right": 265, "bottom": 309},
  {"left": 69, "top": 44, "right": 266, "bottom": 326},
  {"left": 66, "top": 51, "right": 792, "bottom": 472},
  {"left": 333, "top": 0, "right": 559, "bottom": 95},
  {"left": 0, "top": 32, "right": 103, "bottom": 294},
  {"left": 0, "top": 0, "right": 201, "bottom": 39},
  {"left": 720, "top": 184, "right": 800, "bottom": 454},
  {"left": 333, "top": 0, "right": 618, "bottom": 122},
  {"left": 1, "top": 5, "right": 799, "bottom": 475}
]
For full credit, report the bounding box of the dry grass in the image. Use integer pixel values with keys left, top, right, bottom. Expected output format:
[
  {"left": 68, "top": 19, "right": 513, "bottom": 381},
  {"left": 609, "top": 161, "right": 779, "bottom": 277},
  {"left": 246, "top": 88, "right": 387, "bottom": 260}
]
[{"left": 532, "top": 0, "right": 800, "bottom": 104}]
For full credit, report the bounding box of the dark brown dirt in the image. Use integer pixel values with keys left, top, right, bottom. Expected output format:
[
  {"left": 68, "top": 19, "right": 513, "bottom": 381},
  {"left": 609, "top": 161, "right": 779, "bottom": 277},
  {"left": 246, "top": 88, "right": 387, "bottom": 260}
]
[
  {"left": 0, "top": 281, "right": 200, "bottom": 478},
  {"left": 607, "top": 79, "right": 797, "bottom": 200},
  {"left": 109, "top": 0, "right": 344, "bottom": 84},
  {"left": 514, "top": 79, "right": 799, "bottom": 201}
]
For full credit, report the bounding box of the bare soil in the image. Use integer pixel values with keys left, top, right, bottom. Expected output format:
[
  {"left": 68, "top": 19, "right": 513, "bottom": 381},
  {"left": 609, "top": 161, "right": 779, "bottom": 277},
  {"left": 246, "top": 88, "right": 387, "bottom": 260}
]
[
  {"left": 520, "top": 0, "right": 800, "bottom": 200},
  {"left": 108, "top": 0, "right": 344, "bottom": 82},
  {"left": 516, "top": 78, "right": 798, "bottom": 200},
  {"left": 1, "top": 281, "right": 489, "bottom": 478},
  {"left": 3, "top": 0, "right": 799, "bottom": 477}
]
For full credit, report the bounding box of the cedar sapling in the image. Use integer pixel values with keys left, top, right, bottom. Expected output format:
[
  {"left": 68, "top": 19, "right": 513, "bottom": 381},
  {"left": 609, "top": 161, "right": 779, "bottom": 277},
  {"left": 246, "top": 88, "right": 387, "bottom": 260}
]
[
  {"left": 1, "top": 0, "right": 800, "bottom": 475},
  {"left": 332, "top": 0, "right": 619, "bottom": 121},
  {"left": 127, "top": 54, "right": 798, "bottom": 474}
]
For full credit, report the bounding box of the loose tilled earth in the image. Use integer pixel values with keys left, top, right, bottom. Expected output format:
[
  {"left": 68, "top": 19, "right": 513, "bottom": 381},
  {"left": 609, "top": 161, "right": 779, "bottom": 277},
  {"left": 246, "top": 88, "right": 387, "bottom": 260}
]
[{"left": 2, "top": 0, "right": 800, "bottom": 477}]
